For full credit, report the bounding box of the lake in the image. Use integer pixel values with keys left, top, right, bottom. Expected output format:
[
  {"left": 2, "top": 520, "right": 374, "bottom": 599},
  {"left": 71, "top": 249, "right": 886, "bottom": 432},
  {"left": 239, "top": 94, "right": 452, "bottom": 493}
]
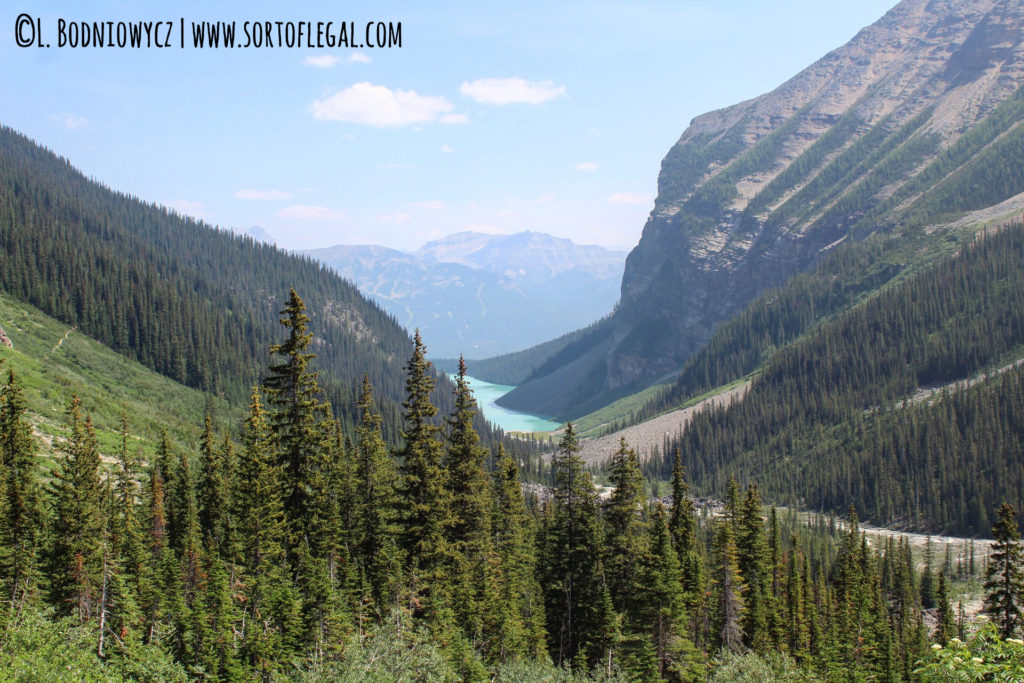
[{"left": 459, "top": 375, "right": 562, "bottom": 433}]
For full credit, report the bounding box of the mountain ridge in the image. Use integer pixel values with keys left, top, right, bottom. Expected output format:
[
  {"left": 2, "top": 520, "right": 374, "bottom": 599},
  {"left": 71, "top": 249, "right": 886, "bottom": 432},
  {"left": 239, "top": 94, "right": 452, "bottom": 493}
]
[
  {"left": 305, "top": 231, "right": 625, "bottom": 358},
  {"left": 497, "top": 0, "right": 1024, "bottom": 420}
]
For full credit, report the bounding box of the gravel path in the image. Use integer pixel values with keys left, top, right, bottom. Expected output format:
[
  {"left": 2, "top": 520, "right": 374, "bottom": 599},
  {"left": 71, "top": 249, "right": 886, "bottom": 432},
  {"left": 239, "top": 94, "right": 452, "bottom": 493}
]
[{"left": 575, "top": 382, "right": 749, "bottom": 465}]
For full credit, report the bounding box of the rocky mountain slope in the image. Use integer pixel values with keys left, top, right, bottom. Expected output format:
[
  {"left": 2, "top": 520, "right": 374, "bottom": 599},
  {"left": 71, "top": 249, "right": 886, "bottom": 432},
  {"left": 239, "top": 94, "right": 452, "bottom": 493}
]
[
  {"left": 498, "top": 0, "right": 1024, "bottom": 420},
  {"left": 306, "top": 232, "right": 625, "bottom": 358}
]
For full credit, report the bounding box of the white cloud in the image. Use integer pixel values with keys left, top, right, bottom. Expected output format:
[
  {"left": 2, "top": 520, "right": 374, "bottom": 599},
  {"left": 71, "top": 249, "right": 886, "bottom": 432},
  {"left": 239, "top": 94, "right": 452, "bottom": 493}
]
[
  {"left": 575, "top": 162, "right": 598, "bottom": 172},
  {"left": 379, "top": 212, "right": 412, "bottom": 224},
  {"left": 50, "top": 113, "right": 87, "bottom": 129},
  {"left": 304, "top": 55, "right": 339, "bottom": 68},
  {"left": 166, "top": 200, "right": 204, "bottom": 217},
  {"left": 608, "top": 192, "right": 653, "bottom": 205},
  {"left": 311, "top": 82, "right": 459, "bottom": 127},
  {"left": 439, "top": 113, "right": 469, "bottom": 125},
  {"left": 441, "top": 144, "right": 454, "bottom": 153},
  {"left": 349, "top": 52, "right": 371, "bottom": 64},
  {"left": 460, "top": 77, "right": 566, "bottom": 105},
  {"left": 412, "top": 200, "right": 445, "bottom": 210},
  {"left": 235, "top": 189, "right": 292, "bottom": 200},
  {"left": 277, "top": 204, "right": 345, "bottom": 220}
]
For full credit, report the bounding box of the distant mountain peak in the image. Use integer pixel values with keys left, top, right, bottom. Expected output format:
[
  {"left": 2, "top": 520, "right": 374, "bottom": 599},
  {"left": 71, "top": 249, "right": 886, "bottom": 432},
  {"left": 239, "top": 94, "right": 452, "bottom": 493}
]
[{"left": 304, "top": 231, "right": 626, "bottom": 357}]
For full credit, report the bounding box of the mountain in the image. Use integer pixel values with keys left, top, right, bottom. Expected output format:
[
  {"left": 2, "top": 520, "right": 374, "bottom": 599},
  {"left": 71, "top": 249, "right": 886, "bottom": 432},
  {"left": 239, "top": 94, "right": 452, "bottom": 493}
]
[
  {"left": 496, "top": 0, "right": 1024, "bottom": 420},
  {"left": 305, "top": 232, "right": 625, "bottom": 358},
  {"left": 0, "top": 126, "right": 536, "bottom": 458}
]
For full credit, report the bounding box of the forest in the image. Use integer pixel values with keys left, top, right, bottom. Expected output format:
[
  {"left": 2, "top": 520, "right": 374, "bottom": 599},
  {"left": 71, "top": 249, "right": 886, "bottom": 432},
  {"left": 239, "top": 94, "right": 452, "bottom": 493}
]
[
  {"left": 0, "top": 288, "right": 1021, "bottom": 681},
  {"left": 643, "top": 222, "right": 1024, "bottom": 536}
]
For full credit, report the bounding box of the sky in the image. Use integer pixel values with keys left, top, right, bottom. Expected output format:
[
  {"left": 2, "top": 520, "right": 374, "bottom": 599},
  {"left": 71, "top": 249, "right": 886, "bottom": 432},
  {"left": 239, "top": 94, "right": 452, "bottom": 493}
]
[{"left": 2, "top": 0, "right": 897, "bottom": 252}]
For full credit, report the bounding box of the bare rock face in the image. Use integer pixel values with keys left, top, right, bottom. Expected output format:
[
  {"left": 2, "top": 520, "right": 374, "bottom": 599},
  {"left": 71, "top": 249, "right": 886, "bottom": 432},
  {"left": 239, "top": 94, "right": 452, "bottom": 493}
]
[{"left": 499, "top": 0, "right": 1024, "bottom": 419}]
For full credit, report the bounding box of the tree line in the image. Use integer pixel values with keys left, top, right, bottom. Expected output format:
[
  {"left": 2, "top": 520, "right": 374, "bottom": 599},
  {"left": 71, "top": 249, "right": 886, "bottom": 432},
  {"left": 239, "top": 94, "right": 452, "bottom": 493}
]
[{"left": 3, "top": 288, "right": 1022, "bottom": 680}]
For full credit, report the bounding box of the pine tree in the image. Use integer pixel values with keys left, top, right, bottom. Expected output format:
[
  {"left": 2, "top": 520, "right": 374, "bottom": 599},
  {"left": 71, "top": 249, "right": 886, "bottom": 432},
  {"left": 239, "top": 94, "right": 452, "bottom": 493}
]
[
  {"left": 0, "top": 370, "right": 40, "bottom": 612},
  {"left": 634, "top": 504, "right": 703, "bottom": 682},
  {"left": 198, "top": 415, "right": 233, "bottom": 551},
  {"left": 604, "top": 437, "right": 647, "bottom": 616},
  {"left": 262, "top": 289, "right": 327, "bottom": 556},
  {"left": 668, "top": 449, "right": 696, "bottom": 562},
  {"left": 984, "top": 502, "right": 1024, "bottom": 638},
  {"left": 737, "top": 484, "right": 770, "bottom": 651},
  {"left": 142, "top": 450, "right": 170, "bottom": 644},
  {"left": 934, "top": 572, "right": 956, "bottom": 645},
  {"left": 489, "top": 444, "right": 546, "bottom": 663},
  {"left": 445, "top": 357, "right": 494, "bottom": 642},
  {"left": 920, "top": 536, "right": 936, "bottom": 609},
  {"left": 396, "top": 331, "right": 452, "bottom": 620},
  {"left": 541, "top": 422, "right": 606, "bottom": 667},
  {"left": 234, "top": 386, "right": 300, "bottom": 676},
  {"left": 108, "top": 414, "right": 147, "bottom": 650},
  {"left": 711, "top": 517, "right": 745, "bottom": 654},
  {"left": 353, "top": 375, "right": 401, "bottom": 618},
  {"left": 49, "top": 396, "right": 105, "bottom": 623}
]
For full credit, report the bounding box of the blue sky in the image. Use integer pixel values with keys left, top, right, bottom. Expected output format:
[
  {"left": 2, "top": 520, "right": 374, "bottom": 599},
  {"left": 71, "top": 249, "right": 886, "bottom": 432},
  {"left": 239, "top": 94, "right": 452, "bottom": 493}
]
[{"left": 2, "top": 1, "right": 896, "bottom": 251}]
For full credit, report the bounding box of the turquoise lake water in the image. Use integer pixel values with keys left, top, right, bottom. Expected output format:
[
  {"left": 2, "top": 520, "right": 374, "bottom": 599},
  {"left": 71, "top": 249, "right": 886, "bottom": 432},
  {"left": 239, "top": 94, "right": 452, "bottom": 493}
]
[{"left": 459, "top": 375, "right": 562, "bottom": 433}]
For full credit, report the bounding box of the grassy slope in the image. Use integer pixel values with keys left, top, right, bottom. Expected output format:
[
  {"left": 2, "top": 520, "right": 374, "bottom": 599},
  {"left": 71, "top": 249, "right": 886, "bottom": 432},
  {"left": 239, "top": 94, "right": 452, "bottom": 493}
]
[{"left": 0, "top": 292, "right": 240, "bottom": 472}]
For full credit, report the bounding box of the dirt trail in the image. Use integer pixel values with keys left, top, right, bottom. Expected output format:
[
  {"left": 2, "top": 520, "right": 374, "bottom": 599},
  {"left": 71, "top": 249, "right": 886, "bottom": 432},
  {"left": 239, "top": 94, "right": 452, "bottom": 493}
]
[{"left": 50, "top": 327, "right": 75, "bottom": 355}]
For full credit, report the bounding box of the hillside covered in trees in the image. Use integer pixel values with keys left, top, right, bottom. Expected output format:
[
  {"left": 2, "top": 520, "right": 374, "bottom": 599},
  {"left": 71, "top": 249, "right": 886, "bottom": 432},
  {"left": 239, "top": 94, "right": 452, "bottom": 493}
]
[
  {"left": 0, "top": 126, "right": 539, "bottom": 462},
  {"left": 0, "top": 288, "right": 1016, "bottom": 681},
  {"left": 631, "top": 222, "right": 1024, "bottom": 536}
]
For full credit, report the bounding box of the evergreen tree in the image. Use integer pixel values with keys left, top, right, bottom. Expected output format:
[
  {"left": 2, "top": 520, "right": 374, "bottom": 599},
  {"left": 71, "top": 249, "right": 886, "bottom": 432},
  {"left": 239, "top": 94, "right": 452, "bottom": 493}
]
[
  {"left": 711, "top": 517, "right": 745, "bottom": 654},
  {"left": 353, "top": 375, "right": 401, "bottom": 618},
  {"left": 984, "top": 502, "right": 1024, "bottom": 638},
  {"left": 262, "top": 288, "right": 328, "bottom": 555},
  {"left": 489, "top": 444, "right": 546, "bottom": 662},
  {"left": 540, "top": 422, "right": 606, "bottom": 667},
  {"left": 48, "top": 397, "right": 105, "bottom": 623},
  {"left": 0, "top": 370, "right": 40, "bottom": 611},
  {"left": 143, "top": 449, "right": 170, "bottom": 644},
  {"left": 234, "top": 387, "right": 300, "bottom": 676},
  {"left": 396, "top": 331, "right": 452, "bottom": 621},
  {"left": 444, "top": 357, "right": 494, "bottom": 642},
  {"left": 197, "top": 416, "right": 233, "bottom": 551},
  {"left": 604, "top": 437, "right": 647, "bottom": 617},
  {"left": 737, "top": 484, "right": 770, "bottom": 651},
  {"left": 634, "top": 504, "right": 704, "bottom": 682},
  {"left": 108, "top": 414, "right": 147, "bottom": 650},
  {"left": 934, "top": 572, "right": 956, "bottom": 645}
]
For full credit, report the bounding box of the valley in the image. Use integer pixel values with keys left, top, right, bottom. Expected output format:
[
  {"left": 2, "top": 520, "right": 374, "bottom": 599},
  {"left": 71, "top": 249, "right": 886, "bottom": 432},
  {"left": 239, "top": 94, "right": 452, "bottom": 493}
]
[{"left": 3, "top": 0, "right": 1024, "bottom": 679}]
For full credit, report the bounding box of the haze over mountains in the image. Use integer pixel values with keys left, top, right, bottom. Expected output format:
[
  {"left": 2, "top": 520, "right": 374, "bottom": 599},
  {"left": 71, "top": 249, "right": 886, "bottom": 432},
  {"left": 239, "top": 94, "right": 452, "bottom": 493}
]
[
  {"left": 495, "top": 0, "right": 1024, "bottom": 419},
  {"left": 306, "top": 232, "right": 626, "bottom": 358}
]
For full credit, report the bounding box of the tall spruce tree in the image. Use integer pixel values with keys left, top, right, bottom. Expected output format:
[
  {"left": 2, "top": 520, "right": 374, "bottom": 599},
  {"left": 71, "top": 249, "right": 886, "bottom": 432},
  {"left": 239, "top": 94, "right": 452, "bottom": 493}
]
[
  {"left": 605, "top": 437, "right": 647, "bottom": 616},
  {"left": 262, "top": 289, "right": 327, "bottom": 556},
  {"left": 197, "top": 416, "right": 233, "bottom": 551},
  {"left": 396, "top": 331, "right": 452, "bottom": 620},
  {"left": 737, "top": 484, "right": 770, "bottom": 651},
  {"left": 711, "top": 516, "right": 745, "bottom": 654},
  {"left": 49, "top": 396, "right": 105, "bottom": 623},
  {"left": 234, "top": 386, "right": 300, "bottom": 675},
  {"left": 353, "top": 375, "right": 401, "bottom": 617},
  {"left": 634, "top": 504, "right": 704, "bottom": 682},
  {"left": 984, "top": 502, "right": 1024, "bottom": 638},
  {"left": 0, "top": 370, "right": 40, "bottom": 611},
  {"left": 540, "top": 422, "right": 606, "bottom": 667},
  {"left": 935, "top": 572, "right": 956, "bottom": 645},
  {"left": 445, "top": 357, "right": 494, "bottom": 644},
  {"left": 489, "top": 444, "right": 546, "bottom": 662}
]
